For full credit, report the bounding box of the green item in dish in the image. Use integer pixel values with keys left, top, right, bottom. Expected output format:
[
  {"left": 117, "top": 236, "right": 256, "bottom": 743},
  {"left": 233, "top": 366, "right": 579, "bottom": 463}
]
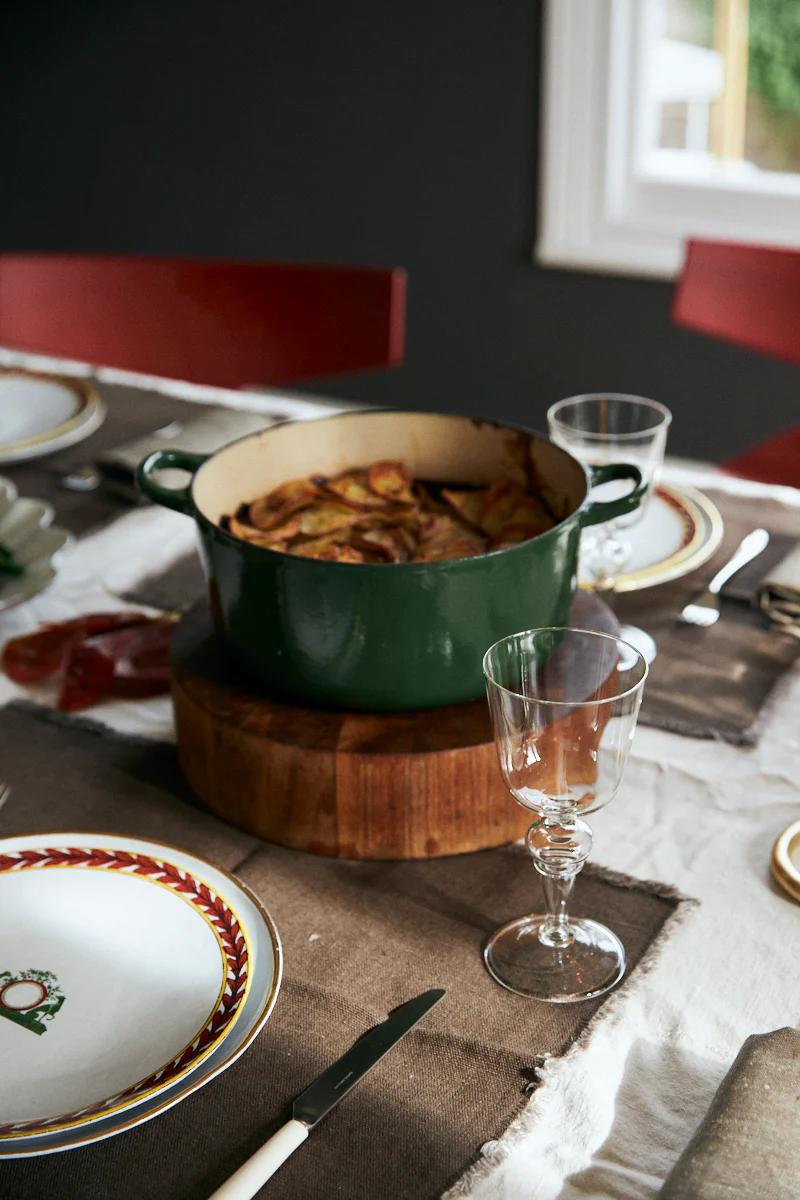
[{"left": 0, "top": 544, "right": 24, "bottom": 576}]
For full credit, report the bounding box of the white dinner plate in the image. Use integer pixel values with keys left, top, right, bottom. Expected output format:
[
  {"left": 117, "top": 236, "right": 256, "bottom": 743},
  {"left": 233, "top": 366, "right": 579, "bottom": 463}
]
[
  {"left": 0, "top": 477, "right": 71, "bottom": 611},
  {"left": 0, "top": 369, "right": 106, "bottom": 464},
  {"left": 0, "top": 833, "right": 281, "bottom": 1156},
  {"left": 579, "top": 483, "right": 724, "bottom": 593}
]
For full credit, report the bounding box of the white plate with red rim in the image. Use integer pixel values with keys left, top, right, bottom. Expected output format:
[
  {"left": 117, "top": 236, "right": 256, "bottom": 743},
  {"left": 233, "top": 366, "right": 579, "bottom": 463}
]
[
  {"left": 579, "top": 483, "right": 724, "bottom": 593},
  {"left": 0, "top": 832, "right": 281, "bottom": 1156},
  {"left": 0, "top": 369, "right": 106, "bottom": 464}
]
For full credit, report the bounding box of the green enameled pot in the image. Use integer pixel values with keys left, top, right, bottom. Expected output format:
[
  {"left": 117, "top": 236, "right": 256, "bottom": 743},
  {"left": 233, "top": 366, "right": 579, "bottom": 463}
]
[{"left": 137, "top": 410, "right": 644, "bottom": 710}]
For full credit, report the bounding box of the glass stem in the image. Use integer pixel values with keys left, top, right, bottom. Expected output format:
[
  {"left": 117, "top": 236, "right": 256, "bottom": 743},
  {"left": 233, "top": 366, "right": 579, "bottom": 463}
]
[
  {"left": 581, "top": 520, "right": 629, "bottom": 591},
  {"left": 541, "top": 870, "right": 577, "bottom": 947},
  {"left": 526, "top": 814, "right": 593, "bottom": 949}
]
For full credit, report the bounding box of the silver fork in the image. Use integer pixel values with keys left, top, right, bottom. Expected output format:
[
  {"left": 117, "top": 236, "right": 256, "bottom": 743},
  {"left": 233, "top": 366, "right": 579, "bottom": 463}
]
[
  {"left": 0, "top": 782, "right": 10, "bottom": 812},
  {"left": 678, "top": 528, "right": 770, "bottom": 627}
]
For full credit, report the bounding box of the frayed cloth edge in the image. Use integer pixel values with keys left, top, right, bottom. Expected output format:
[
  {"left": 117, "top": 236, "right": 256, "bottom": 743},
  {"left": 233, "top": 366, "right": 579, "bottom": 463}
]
[{"left": 441, "top": 889, "right": 698, "bottom": 1198}]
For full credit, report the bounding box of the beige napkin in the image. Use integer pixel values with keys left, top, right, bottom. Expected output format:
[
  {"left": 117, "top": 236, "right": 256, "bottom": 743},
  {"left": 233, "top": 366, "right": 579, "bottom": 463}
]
[
  {"left": 97, "top": 405, "right": 275, "bottom": 499},
  {"left": 758, "top": 542, "right": 800, "bottom": 639},
  {"left": 660, "top": 1027, "right": 800, "bottom": 1199}
]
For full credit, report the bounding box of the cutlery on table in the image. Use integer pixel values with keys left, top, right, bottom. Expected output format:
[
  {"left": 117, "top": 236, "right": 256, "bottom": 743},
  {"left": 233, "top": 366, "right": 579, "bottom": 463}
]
[
  {"left": 677, "top": 528, "right": 770, "bottom": 628},
  {"left": 60, "top": 420, "right": 186, "bottom": 495},
  {"left": 208, "top": 987, "right": 445, "bottom": 1200}
]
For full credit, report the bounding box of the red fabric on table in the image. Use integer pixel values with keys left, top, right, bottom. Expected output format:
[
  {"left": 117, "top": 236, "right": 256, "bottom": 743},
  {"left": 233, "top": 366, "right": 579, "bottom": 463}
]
[{"left": 0, "top": 254, "right": 406, "bottom": 387}]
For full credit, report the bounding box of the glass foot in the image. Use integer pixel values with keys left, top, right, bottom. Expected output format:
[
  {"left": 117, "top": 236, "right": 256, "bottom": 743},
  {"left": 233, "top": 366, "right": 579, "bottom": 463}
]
[{"left": 483, "top": 914, "right": 626, "bottom": 1003}]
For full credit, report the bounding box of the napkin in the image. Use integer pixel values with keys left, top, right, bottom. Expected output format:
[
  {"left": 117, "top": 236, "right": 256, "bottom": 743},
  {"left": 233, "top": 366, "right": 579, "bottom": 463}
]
[
  {"left": 718, "top": 529, "right": 800, "bottom": 638},
  {"left": 92, "top": 405, "right": 277, "bottom": 500},
  {"left": 757, "top": 542, "right": 800, "bottom": 639},
  {"left": 660, "top": 1027, "right": 800, "bottom": 1199}
]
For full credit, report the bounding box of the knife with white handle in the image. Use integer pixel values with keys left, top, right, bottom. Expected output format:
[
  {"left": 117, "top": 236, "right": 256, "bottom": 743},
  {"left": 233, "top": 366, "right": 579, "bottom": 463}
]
[{"left": 208, "top": 988, "right": 445, "bottom": 1199}]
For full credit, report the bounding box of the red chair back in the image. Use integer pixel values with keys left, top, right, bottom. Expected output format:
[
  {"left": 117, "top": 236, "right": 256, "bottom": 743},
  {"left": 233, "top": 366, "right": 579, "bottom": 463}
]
[
  {"left": 672, "top": 238, "right": 800, "bottom": 366},
  {"left": 672, "top": 238, "right": 800, "bottom": 487},
  {"left": 0, "top": 254, "right": 406, "bottom": 387},
  {"left": 723, "top": 425, "right": 800, "bottom": 487}
]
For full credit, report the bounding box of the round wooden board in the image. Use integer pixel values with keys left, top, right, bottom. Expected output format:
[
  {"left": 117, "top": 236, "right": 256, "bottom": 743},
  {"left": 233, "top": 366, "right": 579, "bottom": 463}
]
[{"left": 171, "top": 592, "right": 619, "bottom": 860}]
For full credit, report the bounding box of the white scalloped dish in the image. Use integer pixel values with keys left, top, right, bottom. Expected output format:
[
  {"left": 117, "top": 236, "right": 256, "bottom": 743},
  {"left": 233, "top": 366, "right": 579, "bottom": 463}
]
[{"left": 0, "top": 477, "right": 71, "bottom": 611}]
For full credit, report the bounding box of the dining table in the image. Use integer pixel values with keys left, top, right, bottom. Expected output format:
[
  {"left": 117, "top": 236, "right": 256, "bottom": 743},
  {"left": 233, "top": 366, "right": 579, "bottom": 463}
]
[{"left": 1, "top": 346, "right": 799, "bottom": 1199}]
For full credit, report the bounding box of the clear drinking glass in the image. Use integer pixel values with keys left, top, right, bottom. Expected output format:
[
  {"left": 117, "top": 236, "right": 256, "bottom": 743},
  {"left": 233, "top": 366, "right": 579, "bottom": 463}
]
[
  {"left": 548, "top": 394, "right": 671, "bottom": 663},
  {"left": 483, "top": 627, "right": 647, "bottom": 1003},
  {"left": 547, "top": 394, "right": 671, "bottom": 585}
]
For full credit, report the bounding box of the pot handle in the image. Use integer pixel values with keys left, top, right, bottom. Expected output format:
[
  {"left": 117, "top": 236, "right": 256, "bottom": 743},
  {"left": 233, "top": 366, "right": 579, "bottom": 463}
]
[
  {"left": 136, "top": 450, "right": 209, "bottom": 515},
  {"left": 581, "top": 463, "right": 646, "bottom": 528}
]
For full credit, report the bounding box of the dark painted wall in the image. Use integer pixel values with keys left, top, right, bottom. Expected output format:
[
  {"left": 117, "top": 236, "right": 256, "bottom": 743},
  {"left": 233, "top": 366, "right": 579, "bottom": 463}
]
[{"left": 1, "top": 0, "right": 795, "bottom": 459}]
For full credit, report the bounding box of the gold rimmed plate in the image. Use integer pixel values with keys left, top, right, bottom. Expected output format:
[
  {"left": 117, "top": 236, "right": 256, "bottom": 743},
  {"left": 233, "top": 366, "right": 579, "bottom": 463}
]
[
  {"left": 771, "top": 820, "right": 800, "bottom": 905},
  {"left": 0, "top": 833, "right": 281, "bottom": 1156},
  {"left": 0, "top": 369, "right": 106, "bottom": 464},
  {"left": 579, "top": 483, "right": 724, "bottom": 593}
]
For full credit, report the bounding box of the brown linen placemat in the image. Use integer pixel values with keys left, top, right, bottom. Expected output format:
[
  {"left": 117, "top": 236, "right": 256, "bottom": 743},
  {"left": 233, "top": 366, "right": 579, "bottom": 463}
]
[
  {"left": 616, "top": 489, "right": 800, "bottom": 746},
  {"left": 0, "top": 702, "right": 257, "bottom": 870},
  {"left": 0, "top": 702, "right": 693, "bottom": 1200},
  {"left": 2, "top": 380, "right": 290, "bottom": 537}
]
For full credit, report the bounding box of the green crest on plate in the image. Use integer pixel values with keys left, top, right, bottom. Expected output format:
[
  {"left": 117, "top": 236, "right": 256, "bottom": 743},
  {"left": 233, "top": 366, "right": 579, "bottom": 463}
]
[{"left": 0, "top": 969, "right": 65, "bottom": 1035}]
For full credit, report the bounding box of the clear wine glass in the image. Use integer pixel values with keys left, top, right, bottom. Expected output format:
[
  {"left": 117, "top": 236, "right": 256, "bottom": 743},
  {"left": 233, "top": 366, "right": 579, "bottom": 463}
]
[
  {"left": 483, "top": 627, "right": 647, "bottom": 1003},
  {"left": 548, "top": 394, "right": 671, "bottom": 663}
]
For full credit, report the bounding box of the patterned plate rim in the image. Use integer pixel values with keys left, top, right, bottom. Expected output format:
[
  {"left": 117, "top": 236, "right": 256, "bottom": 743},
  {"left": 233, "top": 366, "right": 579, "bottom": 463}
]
[
  {"left": 581, "top": 483, "right": 724, "bottom": 594},
  {"left": 0, "top": 840, "right": 252, "bottom": 1138}
]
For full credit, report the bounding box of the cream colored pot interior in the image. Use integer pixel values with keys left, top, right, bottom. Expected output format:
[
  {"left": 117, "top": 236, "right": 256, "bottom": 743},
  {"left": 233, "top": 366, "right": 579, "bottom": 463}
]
[{"left": 193, "top": 411, "right": 587, "bottom": 525}]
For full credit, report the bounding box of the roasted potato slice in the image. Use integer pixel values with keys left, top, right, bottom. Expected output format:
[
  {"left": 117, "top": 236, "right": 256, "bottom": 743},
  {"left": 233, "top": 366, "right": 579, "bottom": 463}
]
[
  {"left": 368, "top": 460, "right": 415, "bottom": 504},
  {"left": 382, "top": 505, "right": 422, "bottom": 535},
  {"left": 249, "top": 478, "right": 321, "bottom": 530},
  {"left": 479, "top": 478, "right": 531, "bottom": 538},
  {"left": 269, "top": 478, "right": 322, "bottom": 508},
  {"left": 316, "top": 543, "right": 365, "bottom": 563},
  {"left": 227, "top": 515, "right": 272, "bottom": 542},
  {"left": 489, "top": 500, "right": 553, "bottom": 548},
  {"left": 356, "top": 504, "right": 420, "bottom": 533},
  {"left": 353, "top": 526, "right": 411, "bottom": 563},
  {"left": 297, "top": 502, "right": 364, "bottom": 537},
  {"left": 224, "top": 457, "right": 552, "bottom": 564},
  {"left": 415, "top": 511, "right": 486, "bottom": 562},
  {"left": 324, "top": 469, "right": 390, "bottom": 510},
  {"left": 441, "top": 488, "right": 485, "bottom": 530},
  {"left": 226, "top": 515, "right": 259, "bottom": 541},
  {"left": 417, "top": 512, "right": 466, "bottom": 541},
  {"left": 228, "top": 513, "right": 302, "bottom": 547},
  {"left": 290, "top": 529, "right": 357, "bottom": 558}
]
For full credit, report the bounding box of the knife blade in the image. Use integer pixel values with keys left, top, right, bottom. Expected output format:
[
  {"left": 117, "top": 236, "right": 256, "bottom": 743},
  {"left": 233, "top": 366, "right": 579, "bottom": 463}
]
[
  {"left": 208, "top": 988, "right": 445, "bottom": 1200},
  {"left": 293, "top": 987, "right": 445, "bottom": 1127}
]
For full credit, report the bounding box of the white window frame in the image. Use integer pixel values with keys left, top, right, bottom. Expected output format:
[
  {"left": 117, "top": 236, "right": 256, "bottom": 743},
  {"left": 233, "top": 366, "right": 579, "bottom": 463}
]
[{"left": 536, "top": 0, "right": 800, "bottom": 280}]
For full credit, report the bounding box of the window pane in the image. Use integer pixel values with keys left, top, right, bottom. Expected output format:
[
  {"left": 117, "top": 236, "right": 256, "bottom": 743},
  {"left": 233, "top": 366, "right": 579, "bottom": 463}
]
[{"left": 649, "top": 0, "right": 800, "bottom": 177}]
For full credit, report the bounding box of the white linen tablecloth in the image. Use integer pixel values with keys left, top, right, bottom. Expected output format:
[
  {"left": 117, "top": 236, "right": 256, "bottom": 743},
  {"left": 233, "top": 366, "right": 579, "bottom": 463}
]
[{"left": 1, "top": 356, "right": 798, "bottom": 1199}]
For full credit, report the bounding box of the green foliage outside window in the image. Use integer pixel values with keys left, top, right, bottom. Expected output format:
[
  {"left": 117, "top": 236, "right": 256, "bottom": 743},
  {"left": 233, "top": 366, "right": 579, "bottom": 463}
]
[
  {"left": 747, "top": 0, "right": 800, "bottom": 115},
  {"left": 692, "top": 0, "right": 800, "bottom": 115}
]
